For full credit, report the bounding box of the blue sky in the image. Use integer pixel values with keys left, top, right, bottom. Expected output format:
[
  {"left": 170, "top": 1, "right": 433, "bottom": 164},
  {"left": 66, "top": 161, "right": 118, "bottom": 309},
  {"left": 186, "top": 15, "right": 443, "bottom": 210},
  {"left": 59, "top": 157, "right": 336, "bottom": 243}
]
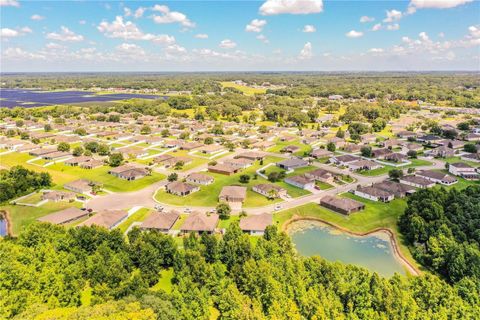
[{"left": 1, "top": 0, "right": 479, "bottom": 71}]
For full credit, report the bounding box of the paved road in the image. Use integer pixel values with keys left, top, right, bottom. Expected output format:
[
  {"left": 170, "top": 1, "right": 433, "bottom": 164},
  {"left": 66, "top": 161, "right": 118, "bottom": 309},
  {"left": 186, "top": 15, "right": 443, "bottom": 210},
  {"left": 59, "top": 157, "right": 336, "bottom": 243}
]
[{"left": 87, "top": 154, "right": 445, "bottom": 214}]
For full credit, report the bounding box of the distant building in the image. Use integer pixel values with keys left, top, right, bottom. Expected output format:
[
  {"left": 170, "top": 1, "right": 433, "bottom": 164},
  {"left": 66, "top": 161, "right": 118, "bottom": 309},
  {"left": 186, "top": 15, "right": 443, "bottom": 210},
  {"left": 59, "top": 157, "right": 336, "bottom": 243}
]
[
  {"left": 276, "top": 158, "right": 309, "bottom": 170},
  {"left": 320, "top": 195, "right": 365, "bottom": 215},
  {"left": 448, "top": 162, "right": 479, "bottom": 180}
]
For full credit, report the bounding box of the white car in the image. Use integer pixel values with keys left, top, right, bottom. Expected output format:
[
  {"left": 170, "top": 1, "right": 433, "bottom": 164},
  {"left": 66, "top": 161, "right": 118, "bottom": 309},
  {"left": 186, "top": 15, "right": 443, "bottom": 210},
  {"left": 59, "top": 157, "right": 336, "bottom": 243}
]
[
  {"left": 185, "top": 208, "right": 191, "bottom": 213},
  {"left": 274, "top": 205, "right": 282, "bottom": 211},
  {"left": 155, "top": 205, "right": 164, "bottom": 211}
]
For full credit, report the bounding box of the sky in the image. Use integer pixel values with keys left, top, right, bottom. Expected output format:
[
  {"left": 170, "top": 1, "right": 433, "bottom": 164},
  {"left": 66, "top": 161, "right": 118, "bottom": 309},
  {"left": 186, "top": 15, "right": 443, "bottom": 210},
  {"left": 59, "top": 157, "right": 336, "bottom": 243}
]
[{"left": 0, "top": 0, "right": 479, "bottom": 72}]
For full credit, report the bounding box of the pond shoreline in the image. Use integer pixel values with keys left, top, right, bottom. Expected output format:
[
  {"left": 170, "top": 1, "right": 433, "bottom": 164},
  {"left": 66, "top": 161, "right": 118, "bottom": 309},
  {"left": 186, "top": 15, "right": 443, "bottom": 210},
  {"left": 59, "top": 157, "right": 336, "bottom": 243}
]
[
  {"left": 0, "top": 210, "right": 13, "bottom": 237},
  {"left": 283, "top": 215, "right": 420, "bottom": 276}
]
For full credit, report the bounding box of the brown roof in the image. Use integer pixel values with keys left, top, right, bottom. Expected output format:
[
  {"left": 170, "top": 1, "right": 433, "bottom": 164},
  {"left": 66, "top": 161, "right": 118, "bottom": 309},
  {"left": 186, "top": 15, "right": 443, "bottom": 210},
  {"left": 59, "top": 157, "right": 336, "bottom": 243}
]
[
  {"left": 187, "top": 172, "right": 214, "bottom": 183},
  {"left": 38, "top": 207, "right": 88, "bottom": 225},
  {"left": 320, "top": 195, "right": 365, "bottom": 212},
  {"left": 140, "top": 211, "right": 179, "bottom": 230},
  {"left": 166, "top": 181, "right": 198, "bottom": 194},
  {"left": 78, "top": 210, "right": 128, "bottom": 229},
  {"left": 219, "top": 186, "right": 247, "bottom": 201},
  {"left": 239, "top": 213, "right": 272, "bottom": 232},
  {"left": 180, "top": 212, "right": 219, "bottom": 232}
]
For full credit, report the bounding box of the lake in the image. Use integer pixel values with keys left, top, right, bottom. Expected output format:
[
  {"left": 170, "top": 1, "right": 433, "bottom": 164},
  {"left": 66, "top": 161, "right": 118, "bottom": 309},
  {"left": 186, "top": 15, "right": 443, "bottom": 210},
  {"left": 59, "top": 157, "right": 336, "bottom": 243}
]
[{"left": 288, "top": 220, "right": 406, "bottom": 277}]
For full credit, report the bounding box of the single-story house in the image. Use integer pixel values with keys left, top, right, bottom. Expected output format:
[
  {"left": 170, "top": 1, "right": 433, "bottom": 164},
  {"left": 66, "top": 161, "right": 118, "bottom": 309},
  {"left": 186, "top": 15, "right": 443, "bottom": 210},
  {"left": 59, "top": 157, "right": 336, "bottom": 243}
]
[
  {"left": 415, "top": 170, "right": 458, "bottom": 185},
  {"left": 281, "top": 145, "right": 300, "bottom": 153},
  {"left": 42, "top": 190, "right": 76, "bottom": 202},
  {"left": 461, "top": 153, "right": 480, "bottom": 163},
  {"left": 38, "top": 207, "right": 89, "bottom": 225},
  {"left": 140, "top": 210, "right": 180, "bottom": 233},
  {"left": 80, "top": 159, "right": 104, "bottom": 169},
  {"left": 371, "top": 181, "right": 416, "bottom": 198},
  {"left": 425, "top": 146, "right": 455, "bottom": 158},
  {"left": 186, "top": 172, "right": 214, "bottom": 185},
  {"left": 310, "top": 148, "right": 333, "bottom": 159},
  {"left": 329, "top": 154, "right": 361, "bottom": 166},
  {"left": 64, "top": 179, "right": 94, "bottom": 194},
  {"left": 449, "top": 162, "right": 479, "bottom": 180},
  {"left": 371, "top": 148, "right": 393, "bottom": 159},
  {"left": 284, "top": 175, "right": 314, "bottom": 190},
  {"left": 153, "top": 154, "right": 174, "bottom": 164},
  {"left": 348, "top": 160, "right": 383, "bottom": 171},
  {"left": 43, "top": 151, "right": 71, "bottom": 160},
  {"left": 239, "top": 213, "right": 273, "bottom": 235},
  {"left": 224, "top": 158, "right": 253, "bottom": 169},
  {"left": 252, "top": 183, "right": 287, "bottom": 198},
  {"left": 78, "top": 209, "right": 128, "bottom": 230},
  {"left": 109, "top": 165, "right": 148, "bottom": 180},
  {"left": 305, "top": 168, "right": 335, "bottom": 183},
  {"left": 219, "top": 186, "right": 247, "bottom": 203},
  {"left": 384, "top": 153, "right": 407, "bottom": 163},
  {"left": 399, "top": 175, "right": 436, "bottom": 189},
  {"left": 180, "top": 211, "right": 219, "bottom": 234},
  {"left": 417, "top": 134, "right": 443, "bottom": 145},
  {"left": 199, "top": 144, "right": 225, "bottom": 154},
  {"left": 320, "top": 195, "right": 365, "bottom": 215},
  {"left": 397, "top": 131, "right": 417, "bottom": 139},
  {"left": 276, "top": 158, "right": 309, "bottom": 170},
  {"left": 208, "top": 163, "right": 239, "bottom": 175},
  {"left": 353, "top": 186, "right": 395, "bottom": 202},
  {"left": 64, "top": 156, "right": 93, "bottom": 166},
  {"left": 165, "top": 181, "right": 200, "bottom": 196},
  {"left": 235, "top": 151, "right": 267, "bottom": 161}
]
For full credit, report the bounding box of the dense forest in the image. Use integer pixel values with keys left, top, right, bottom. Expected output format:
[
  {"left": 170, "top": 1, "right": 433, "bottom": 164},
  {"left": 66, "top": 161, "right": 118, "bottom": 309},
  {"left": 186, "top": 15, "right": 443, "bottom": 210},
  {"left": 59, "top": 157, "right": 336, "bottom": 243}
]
[
  {"left": 0, "top": 166, "right": 52, "bottom": 202},
  {"left": 399, "top": 186, "right": 480, "bottom": 284},
  {"left": 2, "top": 72, "right": 479, "bottom": 108},
  {"left": 1, "top": 222, "right": 479, "bottom": 319}
]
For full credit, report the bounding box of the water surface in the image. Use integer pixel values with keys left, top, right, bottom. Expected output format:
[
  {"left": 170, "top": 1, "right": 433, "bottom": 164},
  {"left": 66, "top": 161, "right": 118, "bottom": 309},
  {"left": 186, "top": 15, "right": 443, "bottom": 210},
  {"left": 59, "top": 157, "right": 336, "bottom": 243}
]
[{"left": 288, "top": 221, "right": 405, "bottom": 277}]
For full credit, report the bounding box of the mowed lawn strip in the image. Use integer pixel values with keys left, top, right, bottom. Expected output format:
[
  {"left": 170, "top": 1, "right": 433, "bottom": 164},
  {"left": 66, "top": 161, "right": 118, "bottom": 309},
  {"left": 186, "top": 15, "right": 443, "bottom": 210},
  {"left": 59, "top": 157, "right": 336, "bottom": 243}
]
[{"left": 117, "top": 208, "right": 152, "bottom": 234}]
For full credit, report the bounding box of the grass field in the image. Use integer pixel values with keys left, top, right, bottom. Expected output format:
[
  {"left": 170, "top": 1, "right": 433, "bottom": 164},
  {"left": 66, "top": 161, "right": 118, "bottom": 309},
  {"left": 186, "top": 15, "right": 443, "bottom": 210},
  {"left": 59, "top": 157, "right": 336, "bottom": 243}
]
[
  {"left": 358, "top": 159, "right": 432, "bottom": 176},
  {"left": 155, "top": 156, "right": 310, "bottom": 207},
  {"left": 0, "top": 151, "right": 165, "bottom": 192},
  {"left": 220, "top": 81, "right": 266, "bottom": 95},
  {"left": 267, "top": 139, "right": 312, "bottom": 157},
  {"left": 3, "top": 201, "right": 82, "bottom": 235},
  {"left": 150, "top": 268, "right": 174, "bottom": 293},
  {"left": 117, "top": 208, "right": 152, "bottom": 233}
]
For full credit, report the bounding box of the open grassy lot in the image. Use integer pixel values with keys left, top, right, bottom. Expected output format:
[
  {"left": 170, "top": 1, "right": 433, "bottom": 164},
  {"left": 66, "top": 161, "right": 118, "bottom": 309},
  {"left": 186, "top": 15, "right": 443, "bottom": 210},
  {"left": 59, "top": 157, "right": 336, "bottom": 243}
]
[
  {"left": 0, "top": 152, "right": 165, "bottom": 192},
  {"left": 358, "top": 158, "right": 432, "bottom": 176},
  {"left": 14, "top": 191, "right": 44, "bottom": 205},
  {"left": 155, "top": 156, "right": 310, "bottom": 207},
  {"left": 220, "top": 81, "right": 266, "bottom": 95},
  {"left": 117, "top": 208, "right": 152, "bottom": 234},
  {"left": 267, "top": 139, "right": 312, "bottom": 157},
  {"left": 274, "top": 193, "right": 418, "bottom": 268},
  {"left": 3, "top": 201, "right": 82, "bottom": 235}
]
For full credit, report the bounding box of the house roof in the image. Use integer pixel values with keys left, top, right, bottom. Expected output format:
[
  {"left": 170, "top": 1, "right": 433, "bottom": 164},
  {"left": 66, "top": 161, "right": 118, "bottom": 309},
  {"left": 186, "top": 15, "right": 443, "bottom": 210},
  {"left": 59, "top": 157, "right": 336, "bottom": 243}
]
[
  {"left": 166, "top": 181, "right": 198, "bottom": 193},
  {"left": 140, "top": 210, "right": 179, "bottom": 230},
  {"left": 78, "top": 210, "right": 128, "bottom": 229},
  {"left": 400, "top": 175, "right": 434, "bottom": 186},
  {"left": 219, "top": 186, "right": 247, "bottom": 200},
  {"left": 285, "top": 175, "right": 313, "bottom": 185},
  {"left": 320, "top": 195, "right": 364, "bottom": 211},
  {"left": 253, "top": 183, "right": 285, "bottom": 193},
  {"left": 180, "top": 212, "right": 219, "bottom": 232},
  {"left": 187, "top": 172, "right": 214, "bottom": 183},
  {"left": 356, "top": 186, "right": 394, "bottom": 198},
  {"left": 38, "top": 207, "right": 87, "bottom": 225},
  {"left": 239, "top": 213, "right": 273, "bottom": 232},
  {"left": 277, "top": 158, "right": 308, "bottom": 167}
]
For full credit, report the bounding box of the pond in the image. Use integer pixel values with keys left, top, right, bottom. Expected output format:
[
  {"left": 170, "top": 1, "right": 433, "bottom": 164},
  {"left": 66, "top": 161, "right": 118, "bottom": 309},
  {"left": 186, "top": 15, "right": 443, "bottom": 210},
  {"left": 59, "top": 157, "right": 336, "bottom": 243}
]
[
  {"left": 288, "top": 220, "right": 406, "bottom": 277},
  {"left": 0, "top": 217, "right": 7, "bottom": 237}
]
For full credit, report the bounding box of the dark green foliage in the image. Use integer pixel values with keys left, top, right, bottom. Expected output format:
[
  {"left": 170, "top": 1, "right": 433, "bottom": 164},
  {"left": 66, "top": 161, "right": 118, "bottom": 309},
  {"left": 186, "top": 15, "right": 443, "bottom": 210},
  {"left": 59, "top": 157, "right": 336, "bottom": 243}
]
[
  {"left": 0, "top": 166, "right": 52, "bottom": 202},
  {"left": 399, "top": 186, "right": 480, "bottom": 283}
]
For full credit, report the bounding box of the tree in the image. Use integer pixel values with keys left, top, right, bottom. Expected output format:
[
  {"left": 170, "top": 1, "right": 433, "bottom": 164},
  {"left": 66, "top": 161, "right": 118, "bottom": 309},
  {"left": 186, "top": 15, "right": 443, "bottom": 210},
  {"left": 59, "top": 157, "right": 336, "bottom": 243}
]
[
  {"left": 326, "top": 142, "right": 336, "bottom": 152},
  {"left": 141, "top": 125, "right": 151, "bottom": 135},
  {"left": 457, "top": 122, "right": 470, "bottom": 131},
  {"left": 216, "top": 202, "right": 231, "bottom": 220},
  {"left": 174, "top": 161, "right": 184, "bottom": 170},
  {"left": 360, "top": 146, "right": 372, "bottom": 157},
  {"left": 168, "top": 173, "right": 178, "bottom": 182},
  {"left": 84, "top": 141, "right": 99, "bottom": 153},
  {"left": 204, "top": 137, "right": 214, "bottom": 145},
  {"left": 57, "top": 142, "right": 70, "bottom": 152},
  {"left": 407, "top": 150, "right": 417, "bottom": 158},
  {"left": 336, "top": 129, "right": 345, "bottom": 138},
  {"left": 388, "top": 169, "right": 403, "bottom": 181},
  {"left": 97, "top": 144, "right": 110, "bottom": 156},
  {"left": 109, "top": 153, "right": 124, "bottom": 167},
  {"left": 161, "top": 129, "right": 170, "bottom": 137},
  {"left": 73, "top": 146, "right": 84, "bottom": 157},
  {"left": 74, "top": 128, "right": 87, "bottom": 136},
  {"left": 44, "top": 124, "right": 52, "bottom": 132},
  {"left": 15, "top": 119, "right": 24, "bottom": 127},
  {"left": 464, "top": 143, "right": 477, "bottom": 153},
  {"left": 239, "top": 174, "right": 250, "bottom": 184}
]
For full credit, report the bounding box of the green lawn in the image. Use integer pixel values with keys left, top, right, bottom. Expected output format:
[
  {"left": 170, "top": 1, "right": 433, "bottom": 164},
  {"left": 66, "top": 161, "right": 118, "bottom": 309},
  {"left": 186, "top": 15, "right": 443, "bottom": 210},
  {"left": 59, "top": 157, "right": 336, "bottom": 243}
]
[
  {"left": 15, "top": 192, "right": 43, "bottom": 205},
  {"left": 2, "top": 201, "right": 82, "bottom": 235},
  {"left": 220, "top": 81, "right": 266, "bottom": 95},
  {"left": 358, "top": 159, "right": 432, "bottom": 176},
  {"left": 218, "top": 215, "right": 240, "bottom": 229},
  {"left": 274, "top": 193, "right": 418, "bottom": 268},
  {"left": 267, "top": 139, "right": 312, "bottom": 157},
  {"left": 155, "top": 156, "right": 310, "bottom": 207},
  {"left": 150, "top": 268, "right": 174, "bottom": 293},
  {"left": 1, "top": 152, "right": 165, "bottom": 192},
  {"left": 315, "top": 181, "right": 334, "bottom": 190},
  {"left": 117, "top": 208, "right": 152, "bottom": 233}
]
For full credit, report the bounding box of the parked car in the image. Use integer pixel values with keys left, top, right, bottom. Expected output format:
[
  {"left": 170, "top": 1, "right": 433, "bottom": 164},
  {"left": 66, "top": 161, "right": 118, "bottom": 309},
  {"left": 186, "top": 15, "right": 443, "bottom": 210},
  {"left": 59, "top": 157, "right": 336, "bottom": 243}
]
[{"left": 274, "top": 205, "right": 282, "bottom": 211}]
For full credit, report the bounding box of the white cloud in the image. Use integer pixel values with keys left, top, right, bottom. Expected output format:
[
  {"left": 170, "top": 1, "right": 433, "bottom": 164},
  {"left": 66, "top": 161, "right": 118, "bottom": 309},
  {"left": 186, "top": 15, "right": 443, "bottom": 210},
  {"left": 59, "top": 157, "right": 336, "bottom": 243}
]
[
  {"left": 245, "top": 19, "right": 267, "bottom": 33},
  {"left": 165, "top": 44, "right": 187, "bottom": 55},
  {"left": 1, "top": 26, "right": 32, "bottom": 38},
  {"left": 368, "top": 48, "right": 384, "bottom": 53},
  {"left": 360, "top": 16, "right": 374, "bottom": 23},
  {"left": 219, "top": 39, "right": 237, "bottom": 49},
  {"left": 1, "top": 28, "right": 19, "bottom": 37},
  {"left": 45, "top": 42, "right": 64, "bottom": 50},
  {"left": 383, "top": 9, "right": 402, "bottom": 23},
  {"left": 79, "top": 20, "right": 86, "bottom": 25},
  {"left": 259, "top": 0, "right": 323, "bottom": 15},
  {"left": 195, "top": 33, "right": 208, "bottom": 39},
  {"left": 134, "top": 7, "right": 145, "bottom": 19},
  {"left": 386, "top": 24, "right": 400, "bottom": 31},
  {"left": 97, "top": 16, "right": 175, "bottom": 45},
  {"left": 46, "top": 26, "right": 83, "bottom": 42},
  {"left": 372, "top": 23, "right": 382, "bottom": 31},
  {"left": 31, "top": 14, "right": 45, "bottom": 21},
  {"left": 419, "top": 31, "right": 429, "bottom": 41},
  {"left": 3, "top": 47, "right": 45, "bottom": 60},
  {"left": 409, "top": 0, "right": 473, "bottom": 9},
  {"left": 0, "top": 0, "right": 19, "bottom": 7},
  {"left": 152, "top": 5, "right": 195, "bottom": 28},
  {"left": 346, "top": 30, "right": 363, "bottom": 38},
  {"left": 124, "top": 7, "right": 132, "bottom": 17},
  {"left": 438, "top": 32, "right": 445, "bottom": 38},
  {"left": 256, "top": 34, "right": 269, "bottom": 43},
  {"left": 468, "top": 25, "right": 480, "bottom": 38},
  {"left": 299, "top": 42, "right": 313, "bottom": 59},
  {"left": 302, "top": 25, "right": 316, "bottom": 32},
  {"left": 116, "top": 43, "right": 146, "bottom": 56}
]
